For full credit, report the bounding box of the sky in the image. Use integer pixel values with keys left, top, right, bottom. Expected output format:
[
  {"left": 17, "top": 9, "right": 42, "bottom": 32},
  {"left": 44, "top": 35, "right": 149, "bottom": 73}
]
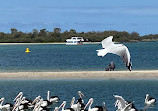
[{"left": 1, "top": 0, "right": 158, "bottom": 35}]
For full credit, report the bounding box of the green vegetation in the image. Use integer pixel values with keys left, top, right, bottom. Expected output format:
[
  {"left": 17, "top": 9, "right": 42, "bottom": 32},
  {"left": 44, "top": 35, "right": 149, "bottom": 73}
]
[{"left": 0, "top": 28, "right": 157, "bottom": 43}]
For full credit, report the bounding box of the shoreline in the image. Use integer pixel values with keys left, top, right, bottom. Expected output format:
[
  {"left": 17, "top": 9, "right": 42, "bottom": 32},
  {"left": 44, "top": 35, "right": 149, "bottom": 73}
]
[
  {"left": 0, "top": 70, "right": 158, "bottom": 80},
  {"left": 0, "top": 42, "right": 100, "bottom": 45}
]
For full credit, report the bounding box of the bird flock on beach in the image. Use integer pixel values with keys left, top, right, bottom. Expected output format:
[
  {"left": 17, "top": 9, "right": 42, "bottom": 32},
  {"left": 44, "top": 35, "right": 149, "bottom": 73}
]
[{"left": 0, "top": 91, "right": 156, "bottom": 111}]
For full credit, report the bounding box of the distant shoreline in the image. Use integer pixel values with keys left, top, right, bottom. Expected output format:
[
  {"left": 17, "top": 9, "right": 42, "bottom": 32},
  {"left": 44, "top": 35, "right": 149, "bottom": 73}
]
[
  {"left": 0, "top": 70, "right": 158, "bottom": 80},
  {"left": 0, "top": 42, "right": 100, "bottom": 45},
  {"left": 0, "top": 41, "right": 157, "bottom": 45}
]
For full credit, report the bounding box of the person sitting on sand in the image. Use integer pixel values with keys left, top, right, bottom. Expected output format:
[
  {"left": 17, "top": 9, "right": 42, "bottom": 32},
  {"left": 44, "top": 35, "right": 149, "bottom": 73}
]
[
  {"left": 105, "top": 62, "right": 115, "bottom": 71},
  {"left": 109, "top": 62, "right": 115, "bottom": 71}
]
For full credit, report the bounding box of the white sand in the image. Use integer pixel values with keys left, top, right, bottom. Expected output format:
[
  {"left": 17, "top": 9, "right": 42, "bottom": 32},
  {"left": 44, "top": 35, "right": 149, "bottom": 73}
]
[{"left": 0, "top": 70, "right": 158, "bottom": 80}]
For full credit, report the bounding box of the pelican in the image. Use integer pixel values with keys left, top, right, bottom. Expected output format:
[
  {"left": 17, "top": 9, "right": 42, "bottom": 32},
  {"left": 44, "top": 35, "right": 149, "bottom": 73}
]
[
  {"left": 114, "top": 95, "right": 138, "bottom": 111},
  {"left": 145, "top": 94, "right": 156, "bottom": 105},
  {"left": 40, "top": 99, "right": 51, "bottom": 107},
  {"left": 13, "top": 92, "right": 23, "bottom": 102},
  {"left": 33, "top": 99, "right": 49, "bottom": 111},
  {"left": 32, "top": 96, "right": 41, "bottom": 106},
  {"left": 47, "top": 91, "right": 60, "bottom": 103},
  {"left": 0, "top": 97, "right": 12, "bottom": 111},
  {"left": 60, "top": 101, "right": 75, "bottom": 111},
  {"left": 76, "top": 91, "right": 85, "bottom": 110},
  {"left": 12, "top": 98, "right": 24, "bottom": 111},
  {"left": 96, "top": 36, "right": 132, "bottom": 71},
  {"left": 84, "top": 98, "right": 107, "bottom": 111},
  {"left": 70, "top": 97, "right": 81, "bottom": 111},
  {"left": 40, "top": 91, "right": 54, "bottom": 107}
]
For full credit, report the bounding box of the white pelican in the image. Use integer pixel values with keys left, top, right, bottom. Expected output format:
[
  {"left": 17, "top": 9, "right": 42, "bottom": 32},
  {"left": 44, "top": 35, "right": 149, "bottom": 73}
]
[
  {"left": 47, "top": 91, "right": 60, "bottom": 103},
  {"left": 70, "top": 97, "right": 81, "bottom": 111},
  {"left": 114, "top": 95, "right": 138, "bottom": 111},
  {"left": 96, "top": 36, "right": 132, "bottom": 71},
  {"left": 13, "top": 92, "right": 23, "bottom": 102},
  {"left": 60, "top": 101, "right": 75, "bottom": 111},
  {"left": 76, "top": 91, "right": 85, "bottom": 110},
  {"left": 84, "top": 98, "right": 107, "bottom": 111},
  {"left": 40, "top": 99, "right": 51, "bottom": 107},
  {"left": 145, "top": 94, "right": 156, "bottom": 105},
  {"left": 40, "top": 91, "right": 55, "bottom": 107},
  {"left": 0, "top": 97, "right": 12, "bottom": 111},
  {"left": 32, "top": 96, "right": 41, "bottom": 106},
  {"left": 12, "top": 98, "right": 24, "bottom": 111},
  {"left": 77, "top": 91, "right": 84, "bottom": 103},
  {"left": 33, "top": 99, "right": 49, "bottom": 111}
]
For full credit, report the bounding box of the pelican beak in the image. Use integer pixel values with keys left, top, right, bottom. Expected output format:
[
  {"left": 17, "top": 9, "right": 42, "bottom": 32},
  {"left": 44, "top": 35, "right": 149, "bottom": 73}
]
[
  {"left": 70, "top": 97, "right": 75, "bottom": 106},
  {"left": 80, "top": 92, "right": 84, "bottom": 97},
  {"left": 12, "top": 105, "right": 18, "bottom": 111},
  {"left": 84, "top": 99, "right": 92, "bottom": 110},
  {"left": 13, "top": 92, "right": 23, "bottom": 102},
  {"left": 33, "top": 103, "right": 40, "bottom": 111},
  {"left": 12, "top": 98, "right": 21, "bottom": 111},
  {"left": 0, "top": 97, "right": 5, "bottom": 102},
  {"left": 32, "top": 96, "right": 41, "bottom": 105},
  {"left": 59, "top": 101, "right": 66, "bottom": 109},
  {"left": 78, "top": 91, "right": 84, "bottom": 98},
  {"left": 54, "top": 107, "right": 59, "bottom": 111}
]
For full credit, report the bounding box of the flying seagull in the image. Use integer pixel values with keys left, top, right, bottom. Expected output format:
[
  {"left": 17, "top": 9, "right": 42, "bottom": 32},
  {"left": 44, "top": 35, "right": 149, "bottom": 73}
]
[{"left": 96, "top": 36, "right": 132, "bottom": 71}]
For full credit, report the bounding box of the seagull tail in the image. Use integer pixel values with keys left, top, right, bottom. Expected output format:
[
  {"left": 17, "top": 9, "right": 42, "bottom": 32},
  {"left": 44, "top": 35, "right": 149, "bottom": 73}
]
[
  {"left": 127, "top": 62, "right": 132, "bottom": 71},
  {"left": 96, "top": 49, "right": 108, "bottom": 57}
]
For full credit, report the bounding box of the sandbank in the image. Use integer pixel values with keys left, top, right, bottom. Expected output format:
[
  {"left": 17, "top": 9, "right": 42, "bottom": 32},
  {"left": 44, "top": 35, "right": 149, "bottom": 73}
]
[{"left": 0, "top": 70, "right": 158, "bottom": 80}]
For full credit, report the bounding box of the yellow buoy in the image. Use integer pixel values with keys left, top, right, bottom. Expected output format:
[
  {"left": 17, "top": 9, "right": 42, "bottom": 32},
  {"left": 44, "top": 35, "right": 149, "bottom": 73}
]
[{"left": 25, "top": 48, "right": 30, "bottom": 53}]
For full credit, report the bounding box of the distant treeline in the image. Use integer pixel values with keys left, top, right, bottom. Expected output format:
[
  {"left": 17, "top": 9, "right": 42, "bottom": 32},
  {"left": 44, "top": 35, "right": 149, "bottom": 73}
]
[{"left": 0, "top": 28, "right": 158, "bottom": 43}]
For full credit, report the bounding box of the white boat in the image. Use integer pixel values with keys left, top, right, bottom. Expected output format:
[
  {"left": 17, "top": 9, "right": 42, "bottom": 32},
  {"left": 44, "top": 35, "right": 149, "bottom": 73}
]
[{"left": 66, "top": 37, "right": 84, "bottom": 45}]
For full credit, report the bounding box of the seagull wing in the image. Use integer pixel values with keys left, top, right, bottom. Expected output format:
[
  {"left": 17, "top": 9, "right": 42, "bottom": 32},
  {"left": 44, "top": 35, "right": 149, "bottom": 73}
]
[
  {"left": 113, "top": 95, "right": 126, "bottom": 109},
  {"left": 109, "top": 44, "right": 131, "bottom": 67},
  {"left": 101, "top": 36, "right": 114, "bottom": 49},
  {"left": 96, "top": 36, "right": 114, "bottom": 57}
]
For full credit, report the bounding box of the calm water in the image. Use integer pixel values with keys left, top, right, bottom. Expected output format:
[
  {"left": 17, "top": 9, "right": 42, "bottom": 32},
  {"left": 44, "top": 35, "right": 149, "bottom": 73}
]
[
  {"left": 0, "top": 79, "right": 158, "bottom": 111},
  {"left": 0, "top": 42, "right": 157, "bottom": 72},
  {"left": 0, "top": 42, "right": 158, "bottom": 111}
]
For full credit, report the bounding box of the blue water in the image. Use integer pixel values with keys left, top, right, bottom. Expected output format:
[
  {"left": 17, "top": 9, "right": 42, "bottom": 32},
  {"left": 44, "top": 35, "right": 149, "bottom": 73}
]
[
  {"left": 0, "top": 42, "right": 157, "bottom": 111},
  {"left": 0, "top": 42, "right": 157, "bottom": 72},
  {"left": 0, "top": 79, "right": 158, "bottom": 111}
]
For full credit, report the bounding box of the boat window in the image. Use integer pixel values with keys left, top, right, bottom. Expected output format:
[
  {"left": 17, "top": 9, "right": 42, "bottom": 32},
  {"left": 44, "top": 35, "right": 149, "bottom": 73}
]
[{"left": 67, "top": 41, "right": 73, "bottom": 43}]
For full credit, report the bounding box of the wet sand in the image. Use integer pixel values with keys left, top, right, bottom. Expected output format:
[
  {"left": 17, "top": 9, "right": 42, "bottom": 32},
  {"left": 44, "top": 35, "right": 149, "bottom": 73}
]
[{"left": 0, "top": 70, "right": 158, "bottom": 80}]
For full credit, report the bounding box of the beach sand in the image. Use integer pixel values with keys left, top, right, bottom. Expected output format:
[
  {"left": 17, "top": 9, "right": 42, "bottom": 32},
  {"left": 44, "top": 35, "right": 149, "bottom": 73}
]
[{"left": 0, "top": 70, "right": 158, "bottom": 80}]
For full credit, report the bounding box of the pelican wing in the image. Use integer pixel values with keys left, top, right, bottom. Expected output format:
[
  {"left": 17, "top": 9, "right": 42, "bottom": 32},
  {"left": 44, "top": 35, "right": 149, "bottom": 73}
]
[
  {"left": 124, "top": 103, "right": 132, "bottom": 110},
  {"left": 113, "top": 95, "right": 126, "bottom": 109}
]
